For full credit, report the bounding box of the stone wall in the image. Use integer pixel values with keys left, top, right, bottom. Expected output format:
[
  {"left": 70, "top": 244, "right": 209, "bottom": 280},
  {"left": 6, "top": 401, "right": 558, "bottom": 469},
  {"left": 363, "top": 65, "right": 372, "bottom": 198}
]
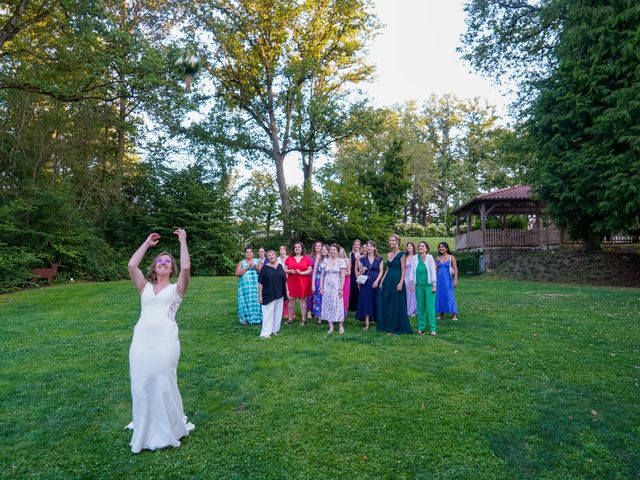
[{"left": 481, "top": 248, "right": 538, "bottom": 271}]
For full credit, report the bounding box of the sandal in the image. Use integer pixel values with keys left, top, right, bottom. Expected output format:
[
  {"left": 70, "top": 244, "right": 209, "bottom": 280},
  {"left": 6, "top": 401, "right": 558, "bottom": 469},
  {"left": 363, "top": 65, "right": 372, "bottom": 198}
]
[
  {"left": 317, "top": 320, "right": 322, "bottom": 325},
  {"left": 363, "top": 325, "right": 369, "bottom": 331},
  {"left": 285, "top": 319, "right": 292, "bottom": 326}
]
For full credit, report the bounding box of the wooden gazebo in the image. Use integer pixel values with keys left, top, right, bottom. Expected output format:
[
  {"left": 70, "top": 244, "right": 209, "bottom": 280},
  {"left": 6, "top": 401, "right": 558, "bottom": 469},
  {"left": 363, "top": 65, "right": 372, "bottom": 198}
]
[{"left": 452, "top": 185, "right": 568, "bottom": 251}]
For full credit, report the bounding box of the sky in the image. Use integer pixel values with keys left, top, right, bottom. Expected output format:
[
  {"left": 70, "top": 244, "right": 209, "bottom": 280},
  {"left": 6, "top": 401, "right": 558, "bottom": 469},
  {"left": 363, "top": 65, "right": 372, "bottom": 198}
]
[{"left": 282, "top": 0, "right": 512, "bottom": 186}]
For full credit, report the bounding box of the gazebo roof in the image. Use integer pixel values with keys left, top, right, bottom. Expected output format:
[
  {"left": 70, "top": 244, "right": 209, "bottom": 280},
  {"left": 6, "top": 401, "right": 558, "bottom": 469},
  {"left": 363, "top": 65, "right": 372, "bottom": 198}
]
[{"left": 452, "top": 185, "right": 540, "bottom": 216}]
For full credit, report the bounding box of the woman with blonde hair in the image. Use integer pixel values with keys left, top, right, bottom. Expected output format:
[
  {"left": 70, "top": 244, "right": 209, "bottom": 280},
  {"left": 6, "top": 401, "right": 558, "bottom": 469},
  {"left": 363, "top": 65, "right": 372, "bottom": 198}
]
[
  {"left": 377, "top": 234, "right": 412, "bottom": 334},
  {"left": 348, "top": 239, "right": 363, "bottom": 312},
  {"left": 320, "top": 244, "right": 347, "bottom": 334}
]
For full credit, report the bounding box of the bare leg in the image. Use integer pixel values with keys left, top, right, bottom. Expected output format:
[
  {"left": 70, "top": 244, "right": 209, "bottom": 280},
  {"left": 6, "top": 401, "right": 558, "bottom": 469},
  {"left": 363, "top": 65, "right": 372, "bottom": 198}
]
[
  {"left": 287, "top": 299, "right": 295, "bottom": 324},
  {"left": 327, "top": 321, "right": 334, "bottom": 334},
  {"left": 300, "top": 298, "right": 308, "bottom": 325},
  {"left": 363, "top": 315, "right": 369, "bottom": 331},
  {"left": 339, "top": 322, "right": 344, "bottom": 335}
]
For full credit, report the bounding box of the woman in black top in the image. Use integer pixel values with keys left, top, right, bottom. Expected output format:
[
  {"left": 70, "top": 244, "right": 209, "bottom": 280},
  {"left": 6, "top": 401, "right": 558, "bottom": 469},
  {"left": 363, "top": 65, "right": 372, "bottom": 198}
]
[
  {"left": 258, "top": 250, "right": 288, "bottom": 338},
  {"left": 348, "top": 239, "right": 362, "bottom": 312}
]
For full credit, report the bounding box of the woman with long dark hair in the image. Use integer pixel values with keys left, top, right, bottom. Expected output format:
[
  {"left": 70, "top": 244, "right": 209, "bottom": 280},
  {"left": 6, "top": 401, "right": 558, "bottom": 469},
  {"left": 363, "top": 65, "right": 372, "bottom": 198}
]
[
  {"left": 284, "top": 242, "right": 313, "bottom": 325},
  {"left": 435, "top": 241, "right": 458, "bottom": 321},
  {"left": 355, "top": 240, "right": 383, "bottom": 331},
  {"left": 348, "top": 239, "right": 363, "bottom": 312}
]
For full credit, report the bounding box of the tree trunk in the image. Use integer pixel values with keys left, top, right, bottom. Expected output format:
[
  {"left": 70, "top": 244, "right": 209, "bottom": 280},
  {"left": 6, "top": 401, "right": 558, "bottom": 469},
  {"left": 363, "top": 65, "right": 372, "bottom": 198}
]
[
  {"left": 302, "top": 150, "right": 314, "bottom": 187},
  {"left": 274, "top": 153, "right": 291, "bottom": 239},
  {"left": 115, "top": 93, "right": 126, "bottom": 175}
]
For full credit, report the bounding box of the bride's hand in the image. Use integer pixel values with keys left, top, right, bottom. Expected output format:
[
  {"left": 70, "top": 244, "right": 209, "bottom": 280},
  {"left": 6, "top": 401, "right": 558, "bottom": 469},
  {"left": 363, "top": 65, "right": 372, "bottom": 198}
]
[{"left": 145, "top": 233, "right": 161, "bottom": 247}]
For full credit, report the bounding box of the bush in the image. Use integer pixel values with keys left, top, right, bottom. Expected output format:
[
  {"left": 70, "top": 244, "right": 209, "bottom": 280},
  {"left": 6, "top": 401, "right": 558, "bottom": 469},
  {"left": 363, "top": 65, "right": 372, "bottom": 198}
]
[
  {"left": 0, "top": 243, "right": 41, "bottom": 292},
  {"left": 395, "top": 223, "right": 426, "bottom": 237},
  {"left": 426, "top": 223, "right": 449, "bottom": 236},
  {"left": 455, "top": 252, "right": 481, "bottom": 275}
]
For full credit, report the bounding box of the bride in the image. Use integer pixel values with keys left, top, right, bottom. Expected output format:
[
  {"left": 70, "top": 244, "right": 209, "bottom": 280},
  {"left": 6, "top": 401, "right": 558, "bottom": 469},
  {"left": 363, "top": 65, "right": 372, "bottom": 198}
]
[{"left": 126, "top": 229, "right": 194, "bottom": 453}]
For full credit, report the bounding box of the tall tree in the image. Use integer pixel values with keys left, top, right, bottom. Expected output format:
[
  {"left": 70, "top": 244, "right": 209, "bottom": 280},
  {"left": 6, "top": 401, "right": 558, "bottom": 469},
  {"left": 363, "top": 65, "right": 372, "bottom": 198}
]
[
  {"left": 189, "top": 0, "right": 378, "bottom": 237},
  {"left": 529, "top": 1, "right": 640, "bottom": 248},
  {"left": 461, "top": 0, "right": 640, "bottom": 247}
]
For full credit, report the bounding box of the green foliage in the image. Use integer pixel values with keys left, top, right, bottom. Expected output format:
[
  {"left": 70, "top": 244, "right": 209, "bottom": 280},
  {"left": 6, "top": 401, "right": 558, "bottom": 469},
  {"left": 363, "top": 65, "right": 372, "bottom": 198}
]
[
  {"left": 459, "top": 0, "right": 565, "bottom": 107},
  {"left": 2, "top": 277, "right": 639, "bottom": 478},
  {"left": 188, "top": 0, "right": 380, "bottom": 235},
  {"left": 316, "top": 157, "right": 394, "bottom": 246},
  {"left": 461, "top": 1, "right": 640, "bottom": 247},
  {"left": 394, "top": 222, "right": 426, "bottom": 237},
  {"left": 237, "top": 170, "right": 280, "bottom": 238},
  {"left": 455, "top": 251, "right": 481, "bottom": 274},
  {"left": 362, "top": 139, "right": 411, "bottom": 222},
  {"left": 425, "top": 223, "right": 450, "bottom": 237},
  {"left": 0, "top": 243, "right": 39, "bottom": 291},
  {"left": 529, "top": 1, "right": 640, "bottom": 247}
]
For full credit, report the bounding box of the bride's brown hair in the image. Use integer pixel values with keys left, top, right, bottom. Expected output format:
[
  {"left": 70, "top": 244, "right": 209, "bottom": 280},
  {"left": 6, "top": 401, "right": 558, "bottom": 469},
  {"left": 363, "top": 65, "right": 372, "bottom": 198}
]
[{"left": 146, "top": 251, "right": 177, "bottom": 284}]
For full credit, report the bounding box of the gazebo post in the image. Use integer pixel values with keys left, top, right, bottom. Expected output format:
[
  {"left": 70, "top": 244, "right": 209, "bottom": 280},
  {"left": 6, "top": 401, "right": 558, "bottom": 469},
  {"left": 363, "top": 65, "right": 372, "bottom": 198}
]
[
  {"left": 480, "top": 202, "right": 486, "bottom": 248},
  {"left": 535, "top": 203, "right": 543, "bottom": 249}
]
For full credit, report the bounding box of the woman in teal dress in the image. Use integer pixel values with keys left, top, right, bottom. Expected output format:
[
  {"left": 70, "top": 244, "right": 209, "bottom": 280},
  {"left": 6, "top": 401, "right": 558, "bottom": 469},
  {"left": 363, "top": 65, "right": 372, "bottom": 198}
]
[
  {"left": 235, "top": 246, "right": 263, "bottom": 325},
  {"left": 377, "top": 234, "right": 413, "bottom": 334}
]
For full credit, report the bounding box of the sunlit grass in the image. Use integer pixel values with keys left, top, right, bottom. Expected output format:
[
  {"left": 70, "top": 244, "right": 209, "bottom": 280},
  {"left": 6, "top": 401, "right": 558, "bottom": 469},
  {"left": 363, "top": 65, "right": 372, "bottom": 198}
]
[{"left": 1, "top": 277, "right": 638, "bottom": 479}]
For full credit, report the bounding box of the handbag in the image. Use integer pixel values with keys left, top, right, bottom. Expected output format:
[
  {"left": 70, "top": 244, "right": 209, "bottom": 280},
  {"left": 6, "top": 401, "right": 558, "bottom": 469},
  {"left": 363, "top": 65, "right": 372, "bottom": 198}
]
[{"left": 356, "top": 274, "right": 369, "bottom": 285}]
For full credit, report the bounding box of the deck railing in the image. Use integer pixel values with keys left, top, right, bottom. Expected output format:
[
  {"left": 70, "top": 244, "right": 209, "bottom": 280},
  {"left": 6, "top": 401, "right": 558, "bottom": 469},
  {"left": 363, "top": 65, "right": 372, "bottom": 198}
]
[
  {"left": 456, "top": 226, "right": 572, "bottom": 250},
  {"left": 456, "top": 227, "right": 638, "bottom": 251}
]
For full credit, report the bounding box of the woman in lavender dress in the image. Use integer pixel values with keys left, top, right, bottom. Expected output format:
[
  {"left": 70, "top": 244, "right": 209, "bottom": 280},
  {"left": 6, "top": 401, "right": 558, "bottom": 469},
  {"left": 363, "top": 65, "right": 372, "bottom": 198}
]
[
  {"left": 404, "top": 242, "right": 417, "bottom": 316},
  {"left": 311, "top": 243, "right": 328, "bottom": 324}
]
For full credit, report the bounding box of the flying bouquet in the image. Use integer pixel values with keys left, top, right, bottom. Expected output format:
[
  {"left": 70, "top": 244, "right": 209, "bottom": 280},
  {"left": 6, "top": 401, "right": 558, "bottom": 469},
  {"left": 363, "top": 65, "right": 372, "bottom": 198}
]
[{"left": 175, "top": 54, "right": 200, "bottom": 93}]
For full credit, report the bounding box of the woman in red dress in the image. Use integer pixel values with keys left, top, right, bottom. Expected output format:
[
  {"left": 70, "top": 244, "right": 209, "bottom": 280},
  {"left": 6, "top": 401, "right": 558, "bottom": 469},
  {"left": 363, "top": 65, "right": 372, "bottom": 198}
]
[{"left": 284, "top": 242, "right": 313, "bottom": 325}]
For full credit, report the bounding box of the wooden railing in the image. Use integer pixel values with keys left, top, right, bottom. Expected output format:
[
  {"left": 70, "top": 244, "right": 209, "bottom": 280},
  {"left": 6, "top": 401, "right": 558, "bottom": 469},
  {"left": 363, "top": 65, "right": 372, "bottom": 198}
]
[
  {"left": 456, "top": 226, "right": 573, "bottom": 250},
  {"left": 456, "top": 227, "right": 638, "bottom": 251}
]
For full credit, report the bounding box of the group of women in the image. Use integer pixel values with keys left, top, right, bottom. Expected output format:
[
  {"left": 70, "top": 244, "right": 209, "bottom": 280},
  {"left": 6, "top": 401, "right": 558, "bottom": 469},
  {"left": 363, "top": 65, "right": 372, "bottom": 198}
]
[
  {"left": 123, "top": 230, "right": 459, "bottom": 454},
  {"left": 236, "top": 236, "right": 459, "bottom": 337}
]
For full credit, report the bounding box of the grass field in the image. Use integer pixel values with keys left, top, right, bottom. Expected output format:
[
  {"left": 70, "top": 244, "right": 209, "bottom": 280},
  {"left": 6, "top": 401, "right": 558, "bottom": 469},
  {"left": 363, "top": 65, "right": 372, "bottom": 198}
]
[
  {"left": 399, "top": 237, "right": 455, "bottom": 252},
  {"left": 1, "top": 277, "right": 639, "bottom": 479}
]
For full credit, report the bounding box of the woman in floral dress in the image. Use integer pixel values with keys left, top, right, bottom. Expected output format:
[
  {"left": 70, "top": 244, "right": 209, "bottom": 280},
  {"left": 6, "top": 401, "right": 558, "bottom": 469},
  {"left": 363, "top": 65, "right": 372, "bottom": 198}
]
[{"left": 320, "top": 244, "right": 347, "bottom": 334}]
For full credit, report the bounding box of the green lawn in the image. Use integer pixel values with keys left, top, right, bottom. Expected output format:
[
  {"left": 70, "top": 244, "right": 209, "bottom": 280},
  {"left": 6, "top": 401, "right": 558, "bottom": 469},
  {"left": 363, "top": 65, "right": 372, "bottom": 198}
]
[
  {"left": 401, "top": 237, "right": 455, "bottom": 252},
  {"left": 1, "top": 277, "right": 639, "bottom": 479}
]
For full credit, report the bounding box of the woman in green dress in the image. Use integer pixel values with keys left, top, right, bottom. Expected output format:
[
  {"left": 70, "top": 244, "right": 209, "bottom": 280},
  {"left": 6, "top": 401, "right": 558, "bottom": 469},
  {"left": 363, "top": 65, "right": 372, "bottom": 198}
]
[{"left": 377, "top": 234, "right": 413, "bottom": 334}]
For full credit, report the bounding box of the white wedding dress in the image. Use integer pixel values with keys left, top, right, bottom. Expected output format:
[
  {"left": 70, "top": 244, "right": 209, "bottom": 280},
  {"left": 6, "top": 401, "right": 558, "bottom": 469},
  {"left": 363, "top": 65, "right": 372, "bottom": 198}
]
[{"left": 127, "top": 282, "right": 194, "bottom": 453}]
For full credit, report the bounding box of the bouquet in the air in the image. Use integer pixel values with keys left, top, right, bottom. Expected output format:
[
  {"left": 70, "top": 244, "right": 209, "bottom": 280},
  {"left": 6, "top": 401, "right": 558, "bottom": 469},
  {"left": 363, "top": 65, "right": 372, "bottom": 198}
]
[{"left": 175, "top": 54, "right": 200, "bottom": 93}]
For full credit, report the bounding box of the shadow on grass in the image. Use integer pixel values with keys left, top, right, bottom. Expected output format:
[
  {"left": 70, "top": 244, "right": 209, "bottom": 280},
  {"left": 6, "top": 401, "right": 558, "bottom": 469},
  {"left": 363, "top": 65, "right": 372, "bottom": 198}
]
[{"left": 488, "top": 382, "right": 640, "bottom": 479}]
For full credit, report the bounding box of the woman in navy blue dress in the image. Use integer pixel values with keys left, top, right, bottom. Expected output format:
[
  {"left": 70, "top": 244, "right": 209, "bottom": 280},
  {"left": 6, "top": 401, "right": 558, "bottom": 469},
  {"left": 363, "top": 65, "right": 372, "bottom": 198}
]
[{"left": 355, "top": 240, "right": 383, "bottom": 331}]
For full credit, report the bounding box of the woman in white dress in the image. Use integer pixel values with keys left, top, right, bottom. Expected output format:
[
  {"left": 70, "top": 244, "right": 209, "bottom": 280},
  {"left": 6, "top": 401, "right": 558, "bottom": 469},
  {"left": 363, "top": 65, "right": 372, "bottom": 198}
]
[{"left": 126, "top": 230, "right": 194, "bottom": 453}]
